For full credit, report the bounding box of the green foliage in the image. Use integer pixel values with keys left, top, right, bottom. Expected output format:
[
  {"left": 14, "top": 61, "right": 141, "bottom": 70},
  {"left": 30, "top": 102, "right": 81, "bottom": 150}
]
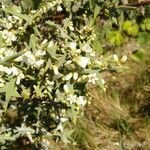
[
  {"left": 1, "top": 0, "right": 149, "bottom": 148},
  {"left": 0, "top": 78, "right": 19, "bottom": 109},
  {"left": 138, "top": 32, "right": 150, "bottom": 45},
  {"left": 131, "top": 49, "right": 145, "bottom": 62},
  {"left": 106, "top": 31, "right": 123, "bottom": 46},
  {"left": 141, "top": 18, "right": 150, "bottom": 31},
  {"left": 123, "top": 20, "right": 139, "bottom": 37},
  {"left": 0, "top": 0, "right": 123, "bottom": 148}
]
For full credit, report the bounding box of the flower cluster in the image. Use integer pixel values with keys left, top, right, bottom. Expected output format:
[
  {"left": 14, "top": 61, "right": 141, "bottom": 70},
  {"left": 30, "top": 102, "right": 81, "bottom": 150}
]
[{"left": 0, "top": 0, "right": 123, "bottom": 146}]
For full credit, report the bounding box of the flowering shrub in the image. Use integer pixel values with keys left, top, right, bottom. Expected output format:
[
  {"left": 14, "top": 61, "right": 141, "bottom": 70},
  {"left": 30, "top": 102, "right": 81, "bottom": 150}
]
[{"left": 0, "top": 0, "right": 125, "bottom": 148}]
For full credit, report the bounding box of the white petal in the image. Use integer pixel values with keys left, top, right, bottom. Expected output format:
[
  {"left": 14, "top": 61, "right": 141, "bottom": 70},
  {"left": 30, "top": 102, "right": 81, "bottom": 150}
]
[
  {"left": 65, "top": 73, "right": 72, "bottom": 81},
  {"left": 63, "top": 84, "right": 69, "bottom": 93},
  {"left": 112, "top": 54, "right": 119, "bottom": 62},
  {"left": 69, "top": 42, "right": 77, "bottom": 50},
  {"left": 73, "top": 72, "right": 78, "bottom": 80},
  {"left": 53, "top": 65, "right": 59, "bottom": 75},
  {"left": 120, "top": 55, "right": 127, "bottom": 63},
  {"left": 75, "top": 57, "right": 90, "bottom": 68}
]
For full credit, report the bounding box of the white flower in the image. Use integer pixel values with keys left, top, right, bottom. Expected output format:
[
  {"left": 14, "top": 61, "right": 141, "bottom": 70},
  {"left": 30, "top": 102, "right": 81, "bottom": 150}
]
[
  {"left": 42, "top": 39, "right": 48, "bottom": 45},
  {"left": 34, "top": 60, "right": 44, "bottom": 68},
  {"left": 2, "top": 30, "right": 17, "bottom": 42},
  {"left": 0, "top": 78, "right": 5, "bottom": 83},
  {"left": 7, "top": 16, "right": 13, "bottom": 22},
  {"left": 4, "top": 67, "right": 12, "bottom": 75},
  {"left": 67, "top": 94, "right": 77, "bottom": 104},
  {"left": 69, "top": 42, "right": 77, "bottom": 50},
  {"left": 2, "top": 4, "right": 5, "bottom": 9},
  {"left": 46, "top": 81, "right": 54, "bottom": 92},
  {"left": 88, "top": 73, "right": 98, "bottom": 84},
  {"left": 60, "top": 117, "right": 68, "bottom": 123},
  {"left": 0, "top": 48, "right": 5, "bottom": 55},
  {"left": 14, "top": 56, "right": 22, "bottom": 62},
  {"left": 75, "top": 56, "right": 90, "bottom": 68},
  {"left": 91, "top": 33, "right": 96, "bottom": 41},
  {"left": 35, "top": 50, "right": 46, "bottom": 57},
  {"left": 56, "top": 123, "right": 63, "bottom": 132},
  {"left": 77, "top": 96, "right": 87, "bottom": 106},
  {"left": 30, "top": 10, "right": 36, "bottom": 14},
  {"left": 63, "top": 84, "right": 69, "bottom": 93},
  {"left": 81, "top": 75, "right": 87, "bottom": 80},
  {"left": 101, "top": 79, "right": 105, "bottom": 85},
  {"left": 53, "top": 65, "right": 59, "bottom": 75},
  {"left": 120, "top": 55, "right": 127, "bottom": 63},
  {"left": 6, "top": 23, "right": 12, "bottom": 29},
  {"left": 76, "top": 49, "right": 81, "bottom": 53},
  {"left": 14, "top": 16, "right": 23, "bottom": 24},
  {"left": 16, "top": 73, "right": 24, "bottom": 85},
  {"left": 13, "top": 15, "right": 20, "bottom": 20},
  {"left": 95, "top": 60, "right": 102, "bottom": 66},
  {"left": 4, "top": 49, "right": 14, "bottom": 57},
  {"left": 65, "top": 60, "right": 72, "bottom": 65},
  {"left": 0, "top": 55, "right": 4, "bottom": 60},
  {"left": 18, "top": 26, "right": 24, "bottom": 30},
  {"left": 69, "top": 26, "right": 74, "bottom": 31},
  {"left": 0, "top": 65, "right": 19, "bottom": 76},
  {"left": 1, "top": 30, "right": 8, "bottom": 39},
  {"left": 56, "top": 0, "right": 62, "bottom": 4},
  {"left": 73, "top": 72, "right": 78, "bottom": 80},
  {"left": 82, "top": 44, "right": 92, "bottom": 53},
  {"left": 48, "top": 41, "right": 54, "bottom": 48},
  {"left": 112, "top": 54, "right": 119, "bottom": 62},
  {"left": 57, "top": 5, "right": 63, "bottom": 12},
  {"left": 90, "top": 51, "right": 95, "bottom": 57},
  {"left": 0, "top": 83, "right": 4, "bottom": 87},
  {"left": 10, "top": 66, "right": 19, "bottom": 76},
  {"left": 65, "top": 73, "right": 72, "bottom": 81},
  {"left": 46, "top": 80, "right": 54, "bottom": 86},
  {"left": 22, "top": 51, "right": 36, "bottom": 66},
  {"left": 77, "top": 75, "right": 87, "bottom": 82},
  {"left": 0, "top": 65, "right": 5, "bottom": 72},
  {"left": 0, "top": 66, "right": 17, "bottom": 75}
]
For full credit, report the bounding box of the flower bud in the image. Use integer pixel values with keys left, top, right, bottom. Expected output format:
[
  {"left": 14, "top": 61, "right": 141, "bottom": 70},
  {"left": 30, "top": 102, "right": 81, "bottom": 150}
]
[
  {"left": 120, "top": 55, "right": 127, "bottom": 63},
  {"left": 63, "top": 84, "right": 69, "bottom": 93},
  {"left": 73, "top": 72, "right": 78, "bottom": 80},
  {"left": 112, "top": 54, "right": 119, "bottom": 62}
]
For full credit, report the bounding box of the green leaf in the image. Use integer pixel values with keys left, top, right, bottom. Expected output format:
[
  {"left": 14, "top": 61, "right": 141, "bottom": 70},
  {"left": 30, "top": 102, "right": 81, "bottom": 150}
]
[
  {"left": 0, "top": 49, "right": 26, "bottom": 66},
  {"left": 61, "top": 128, "right": 74, "bottom": 144},
  {"left": 46, "top": 44, "right": 58, "bottom": 59},
  {"left": 89, "top": 0, "right": 95, "bottom": 10},
  {"left": 29, "top": 34, "right": 39, "bottom": 52},
  {"left": 106, "top": 31, "right": 123, "bottom": 46},
  {"left": 0, "top": 33, "right": 4, "bottom": 47},
  {"left": 131, "top": 50, "right": 145, "bottom": 62},
  {"left": 66, "top": 105, "right": 79, "bottom": 125},
  {"left": 57, "top": 54, "right": 67, "bottom": 68},
  {"left": 0, "top": 0, "right": 12, "bottom": 5},
  {"left": 20, "top": 0, "right": 34, "bottom": 13},
  {"left": 3, "top": 5, "right": 32, "bottom": 23},
  {"left": 93, "top": 5, "right": 101, "bottom": 21},
  {"left": 0, "top": 78, "right": 20, "bottom": 109},
  {"left": 45, "top": 58, "right": 52, "bottom": 71},
  {"left": 46, "top": 20, "right": 58, "bottom": 26},
  {"left": 137, "top": 32, "right": 150, "bottom": 45},
  {"left": 2, "top": 49, "right": 26, "bottom": 63}
]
